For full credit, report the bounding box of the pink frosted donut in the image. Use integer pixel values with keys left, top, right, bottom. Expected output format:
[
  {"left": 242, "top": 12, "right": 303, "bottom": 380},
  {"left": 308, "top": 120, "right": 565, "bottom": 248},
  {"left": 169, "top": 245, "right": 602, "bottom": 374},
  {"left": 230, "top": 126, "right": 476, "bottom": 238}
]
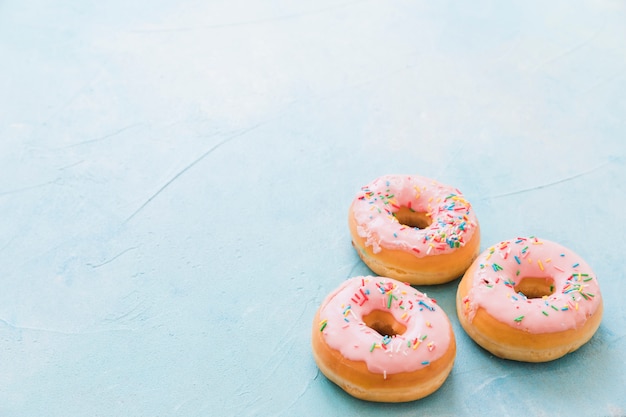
[
  {"left": 457, "top": 237, "right": 603, "bottom": 362},
  {"left": 348, "top": 174, "right": 480, "bottom": 285},
  {"left": 311, "top": 276, "right": 456, "bottom": 402}
]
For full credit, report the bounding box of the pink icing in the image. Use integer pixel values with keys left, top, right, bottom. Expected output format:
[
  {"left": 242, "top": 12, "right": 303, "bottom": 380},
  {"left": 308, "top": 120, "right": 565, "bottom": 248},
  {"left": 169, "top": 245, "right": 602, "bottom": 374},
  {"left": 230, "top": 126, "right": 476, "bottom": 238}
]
[
  {"left": 350, "top": 175, "right": 478, "bottom": 257},
  {"left": 318, "top": 276, "right": 453, "bottom": 375},
  {"left": 462, "top": 237, "right": 602, "bottom": 333}
]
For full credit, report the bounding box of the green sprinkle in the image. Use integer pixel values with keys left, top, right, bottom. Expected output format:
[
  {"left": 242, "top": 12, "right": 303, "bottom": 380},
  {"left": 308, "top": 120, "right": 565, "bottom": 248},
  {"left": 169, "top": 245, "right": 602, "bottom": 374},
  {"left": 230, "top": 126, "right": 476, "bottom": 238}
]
[
  {"left": 514, "top": 315, "right": 525, "bottom": 322},
  {"left": 551, "top": 305, "right": 559, "bottom": 311},
  {"left": 370, "top": 343, "right": 376, "bottom": 352},
  {"left": 320, "top": 320, "right": 328, "bottom": 331},
  {"left": 542, "top": 311, "right": 549, "bottom": 316}
]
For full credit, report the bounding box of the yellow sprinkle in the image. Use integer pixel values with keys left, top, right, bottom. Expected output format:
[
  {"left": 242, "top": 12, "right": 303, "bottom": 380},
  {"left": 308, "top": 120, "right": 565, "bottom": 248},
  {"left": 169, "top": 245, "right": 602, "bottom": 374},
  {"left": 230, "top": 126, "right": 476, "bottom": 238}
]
[
  {"left": 538, "top": 260, "right": 544, "bottom": 271},
  {"left": 546, "top": 258, "right": 552, "bottom": 263},
  {"left": 401, "top": 312, "right": 408, "bottom": 320},
  {"left": 319, "top": 319, "right": 328, "bottom": 331},
  {"left": 412, "top": 341, "right": 420, "bottom": 350}
]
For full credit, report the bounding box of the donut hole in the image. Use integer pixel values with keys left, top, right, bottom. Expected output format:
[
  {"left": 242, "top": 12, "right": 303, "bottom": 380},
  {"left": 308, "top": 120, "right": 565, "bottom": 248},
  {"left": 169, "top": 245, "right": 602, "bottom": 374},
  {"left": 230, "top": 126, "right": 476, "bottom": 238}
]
[
  {"left": 393, "top": 206, "right": 432, "bottom": 229},
  {"left": 514, "top": 277, "right": 556, "bottom": 299},
  {"left": 362, "top": 310, "right": 407, "bottom": 337}
]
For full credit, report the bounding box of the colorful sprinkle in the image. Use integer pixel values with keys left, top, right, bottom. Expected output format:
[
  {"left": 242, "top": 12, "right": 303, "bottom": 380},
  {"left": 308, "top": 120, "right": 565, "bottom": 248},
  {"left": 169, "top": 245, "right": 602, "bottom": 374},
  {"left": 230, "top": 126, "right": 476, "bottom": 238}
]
[{"left": 418, "top": 300, "right": 435, "bottom": 311}]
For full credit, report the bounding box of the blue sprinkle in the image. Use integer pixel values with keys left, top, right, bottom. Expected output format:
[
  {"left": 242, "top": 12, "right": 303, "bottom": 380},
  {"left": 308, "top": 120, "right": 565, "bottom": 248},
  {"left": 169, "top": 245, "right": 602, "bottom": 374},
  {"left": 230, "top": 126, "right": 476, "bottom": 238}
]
[{"left": 418, "top": 300, "right": 435, "bottom": 311}]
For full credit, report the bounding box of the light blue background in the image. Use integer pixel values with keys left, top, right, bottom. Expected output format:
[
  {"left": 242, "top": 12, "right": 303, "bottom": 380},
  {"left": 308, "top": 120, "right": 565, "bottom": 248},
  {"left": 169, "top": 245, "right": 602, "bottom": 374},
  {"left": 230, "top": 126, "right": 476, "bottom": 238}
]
[{"left": 1, "top": 1, "right": 624, "bottom": 416}]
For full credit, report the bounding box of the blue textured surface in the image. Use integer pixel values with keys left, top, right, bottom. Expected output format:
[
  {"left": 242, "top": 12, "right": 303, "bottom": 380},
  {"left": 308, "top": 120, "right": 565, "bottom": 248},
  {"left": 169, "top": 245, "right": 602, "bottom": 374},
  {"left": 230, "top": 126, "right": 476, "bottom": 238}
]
[{"left": 1, "top": 1, "right": 625, "bottom": 416}]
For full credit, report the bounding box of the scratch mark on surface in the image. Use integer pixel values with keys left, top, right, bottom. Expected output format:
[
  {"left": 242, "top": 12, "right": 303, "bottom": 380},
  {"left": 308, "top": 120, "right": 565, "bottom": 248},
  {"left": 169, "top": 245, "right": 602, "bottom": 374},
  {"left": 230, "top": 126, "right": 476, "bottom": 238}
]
[
  {"left": 173, "top": 396, "right": 198, "bottom": 415},
  {"left": 492, "top": 33, "right": 521, "bottom": 62},
  {"left": 278, "top": 368, "right": 320, "bottom": 416},
  {"left": 124, "top": 123, "right": 263, "bottom": 223},
  {"left": 482, "top": 160, "right": 610, "bottom": 200},
  {"left": 318, "top": 63, "right": 417, "bottom": 103},
  {"left": 103, "top": 301, "right": 147, "bottom": 323},
  {"left": 0, "top": 179, "right": 59, "bottom": 197},
  {"left": 63, "top": 123, "right": 142, "bottom": 148},
  {"left": 87, "top": 246, "right": 138, "bottom": 269},
  {"left": 578, "top": 66, "right": 626, "bottom": 96},
  {"left": 435, "top": 141, "right": 467, "bottom": 179},
  {"left": 531, "top": 26, "right": 604, "bottom": 72},
  {"left": 0, "top": 318, "right": 131, "bottom": 336},
  {"left": 58, "top": 160, "right": 85, "bottom": 170},
  {"left": 130, "top": 0, "right": 371, "bottom": 33},
  {"left": 346, "top": 259, "right": 362, "bottom": 278},
  {"left": 471, "top": 374, "right": 510, "bottom": 396},
  {"left": 40, "top": 71, "right": 105, "bottom": 126}
]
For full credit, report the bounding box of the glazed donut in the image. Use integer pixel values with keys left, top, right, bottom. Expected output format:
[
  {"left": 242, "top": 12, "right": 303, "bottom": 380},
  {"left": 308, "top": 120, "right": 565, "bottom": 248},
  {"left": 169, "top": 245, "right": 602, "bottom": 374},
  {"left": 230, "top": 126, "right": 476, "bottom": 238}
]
[
  {"left": 311, "top": 276, "right": 456, "bottom": 402},
  {"left": 349, "top": 175, "right": 480, "bottom": 285},
  {"left": 456, "top": 237, "right": 603, "bottom": 362}
]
